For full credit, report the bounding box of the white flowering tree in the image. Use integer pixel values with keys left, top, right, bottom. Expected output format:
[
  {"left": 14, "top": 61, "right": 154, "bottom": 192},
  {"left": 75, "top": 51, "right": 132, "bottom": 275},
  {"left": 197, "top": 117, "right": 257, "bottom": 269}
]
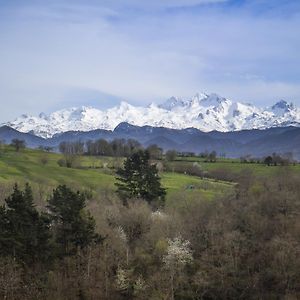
[
  {"left": 133, "top": 276, "right": 147, "bottom": 297},
  {"left": 163, "top": 237, "right": 193, "bottom": 300},
  {"left": 115, "top": 267, "right": 130, "bottom": 292},
  {"left": 116, "top": 226, "right": 129, "bottom": 265}
]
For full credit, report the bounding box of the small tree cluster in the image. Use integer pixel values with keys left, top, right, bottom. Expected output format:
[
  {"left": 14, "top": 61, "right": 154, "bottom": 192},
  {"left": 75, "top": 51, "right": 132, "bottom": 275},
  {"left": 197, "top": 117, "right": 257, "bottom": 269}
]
[
  {"left": 0, "top": 184, "right": 98, "bottom": 273},
  {"left": 264, "top": 152, "right": 294, "bottom": 166},
  {"left": 86, "top": 138, "right": 141, "bottom": 157},
  {"left": 58, "top": 141, "right": 84, "bottom": 167}
]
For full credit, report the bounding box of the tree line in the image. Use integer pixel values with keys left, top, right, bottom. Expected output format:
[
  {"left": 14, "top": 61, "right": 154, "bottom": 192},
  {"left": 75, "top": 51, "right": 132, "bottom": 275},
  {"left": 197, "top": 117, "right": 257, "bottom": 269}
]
[
  {"left": 241, "top": 152, "right": 296, "bottom": 166},
  {"left": 59, "top": 139, "right": 167, "bottom": 160},
  {"left": 4, "top": 138, "right": 298, "bottom": 167},
  {"left": 58, "top": 139, "right": 220, "bottom": 162}
]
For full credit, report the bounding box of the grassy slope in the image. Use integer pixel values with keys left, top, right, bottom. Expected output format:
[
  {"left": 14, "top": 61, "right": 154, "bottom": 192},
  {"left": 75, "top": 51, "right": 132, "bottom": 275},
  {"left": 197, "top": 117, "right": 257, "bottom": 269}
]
[
  {"left": 167, "top": 157, "right": 300, "bottom": 177},
  {"left": 0, "top": 147, "right": 233, "bottom": 205}
]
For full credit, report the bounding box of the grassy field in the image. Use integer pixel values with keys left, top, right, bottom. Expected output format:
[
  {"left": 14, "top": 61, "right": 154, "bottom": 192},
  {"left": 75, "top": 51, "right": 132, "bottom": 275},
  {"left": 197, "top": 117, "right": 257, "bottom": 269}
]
[
  {"left": 166, "top": 157, "right": 300, "bottom": 177},
  {"left": 0, "top": 147, "right": 234, "bottom": 206},
  {"left": 162, "top": 172, "right": 233, "bottom": 208}
]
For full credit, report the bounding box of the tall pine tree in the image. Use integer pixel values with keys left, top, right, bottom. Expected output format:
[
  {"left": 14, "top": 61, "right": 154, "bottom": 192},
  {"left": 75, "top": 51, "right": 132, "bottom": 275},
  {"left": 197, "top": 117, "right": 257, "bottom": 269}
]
[
  {"left": 0, "top": 184, "right": 52, "bottom": 266},
  {"left": 47, "top": 185, "right": 97, "bottom": 256},
  {"left": 115, "top": 150, "right": 166, "bottom": 207}
]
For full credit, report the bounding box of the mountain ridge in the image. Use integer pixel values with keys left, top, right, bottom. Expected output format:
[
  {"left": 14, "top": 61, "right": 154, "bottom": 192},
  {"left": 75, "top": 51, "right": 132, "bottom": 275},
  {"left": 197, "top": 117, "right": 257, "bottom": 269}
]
[
  {"left": 1, "top": 123, "right": 300, "bottom": 159},
  {"left": 3, "top": 92, "right": 300, "bottom": 138}
]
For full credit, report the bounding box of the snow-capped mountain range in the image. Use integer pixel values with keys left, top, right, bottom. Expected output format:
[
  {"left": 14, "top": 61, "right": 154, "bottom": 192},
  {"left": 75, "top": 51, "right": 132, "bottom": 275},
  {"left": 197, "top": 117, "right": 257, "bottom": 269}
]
[{"left": 4, "top": 93, "right": 300, "bottom": 138}]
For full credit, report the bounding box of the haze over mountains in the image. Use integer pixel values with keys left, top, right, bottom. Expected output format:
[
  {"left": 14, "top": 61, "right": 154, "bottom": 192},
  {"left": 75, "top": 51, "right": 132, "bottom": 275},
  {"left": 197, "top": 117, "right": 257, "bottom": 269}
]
[{"left": 4, "top": 93, "right": 300, "bottom": 139}]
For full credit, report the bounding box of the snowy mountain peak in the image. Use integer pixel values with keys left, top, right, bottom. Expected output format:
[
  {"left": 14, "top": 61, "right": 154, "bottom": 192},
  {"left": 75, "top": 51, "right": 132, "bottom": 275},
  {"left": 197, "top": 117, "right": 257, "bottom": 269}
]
[
  {"left": 271, "top": 100, "right": 294, "bottom": 112},
  {"left": 191, "top": 92, "right": 208, "bottom": 102},
  {"left": 38, "top": 112, "right": 48, "bottom": 120},
  {"left": 159, "top": 96, "right": 185, "bottom": 110},
  {"left": 199, "top": 93, "right": 229, "bottom": 107},
  {"left": 3, "top": 93, "right": 300, "bottom": 138},
  {"left": 119, "top": 101, "right": 131, "bottom": 108},
  {"left": 21, "top": 114, "right": 31, "bottom": 119},
  {"left": 159, "top": 92, "right": 226, "bottom": 110}
]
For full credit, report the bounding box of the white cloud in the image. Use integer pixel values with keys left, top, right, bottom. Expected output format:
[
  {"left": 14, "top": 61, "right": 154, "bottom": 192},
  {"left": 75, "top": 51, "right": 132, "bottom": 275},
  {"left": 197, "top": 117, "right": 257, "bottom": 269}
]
[{"left": 0, "top": 0, "right": 299, "bottom": 121}]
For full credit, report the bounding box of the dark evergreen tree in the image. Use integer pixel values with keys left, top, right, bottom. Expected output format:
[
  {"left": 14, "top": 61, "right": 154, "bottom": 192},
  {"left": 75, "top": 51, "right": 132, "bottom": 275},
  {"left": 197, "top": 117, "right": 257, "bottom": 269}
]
[
  {"left": 47, "top": 185, "right": 97, "bottom": 256},
  {"left": 0, "top": 205, "right": 10, "bottom": 254},
  {"left": 0, "top": 184, "right": 52, "bottom": 265},
  {"left": 115, "top": 150, "right": 166, "bottom": 207}
]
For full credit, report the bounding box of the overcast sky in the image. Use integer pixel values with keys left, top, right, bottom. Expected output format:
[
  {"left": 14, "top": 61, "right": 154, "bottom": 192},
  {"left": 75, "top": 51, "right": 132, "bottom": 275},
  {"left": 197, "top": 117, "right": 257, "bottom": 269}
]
[{"left": 0, "top": 0, "right": 300, "bottom": 122}]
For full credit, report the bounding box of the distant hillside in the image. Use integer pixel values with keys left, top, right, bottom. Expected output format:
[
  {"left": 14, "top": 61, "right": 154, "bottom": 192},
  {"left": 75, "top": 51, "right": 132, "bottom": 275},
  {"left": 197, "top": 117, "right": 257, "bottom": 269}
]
[
  {"left": 1, "top": 124, "right": 299, "bottom": 159},
  {"left": 0, "top": 125, "right": 45, "bottom": 147}
]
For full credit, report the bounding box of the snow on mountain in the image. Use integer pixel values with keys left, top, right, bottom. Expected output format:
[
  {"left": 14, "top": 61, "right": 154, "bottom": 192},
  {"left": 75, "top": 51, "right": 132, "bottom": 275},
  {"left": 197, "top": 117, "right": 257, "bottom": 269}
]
[
  {"left": 270, "top": 100, "right": 295, "bottom": 116},
  {"left": 4, "top": 93, "right": 300, "bottom": 138}
]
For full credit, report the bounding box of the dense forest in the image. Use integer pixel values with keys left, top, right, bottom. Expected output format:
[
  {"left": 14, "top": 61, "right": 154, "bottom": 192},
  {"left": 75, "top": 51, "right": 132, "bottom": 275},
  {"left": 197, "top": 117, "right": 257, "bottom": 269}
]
[{"left": 0, "top": 146, "right": 300, "bottom": 299}]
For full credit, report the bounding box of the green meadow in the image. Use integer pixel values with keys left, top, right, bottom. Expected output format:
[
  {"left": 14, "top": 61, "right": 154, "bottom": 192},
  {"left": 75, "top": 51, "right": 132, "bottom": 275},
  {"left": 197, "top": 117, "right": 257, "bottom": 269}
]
[
  {"left": 2, "top": 145, "right": 297, "bottom": 208},
  {"left": 0, "top": 146, "right": 234, "bottom": 206},
  {"left": 166, "top": 157, "right": 300, "bottom": 177}
]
